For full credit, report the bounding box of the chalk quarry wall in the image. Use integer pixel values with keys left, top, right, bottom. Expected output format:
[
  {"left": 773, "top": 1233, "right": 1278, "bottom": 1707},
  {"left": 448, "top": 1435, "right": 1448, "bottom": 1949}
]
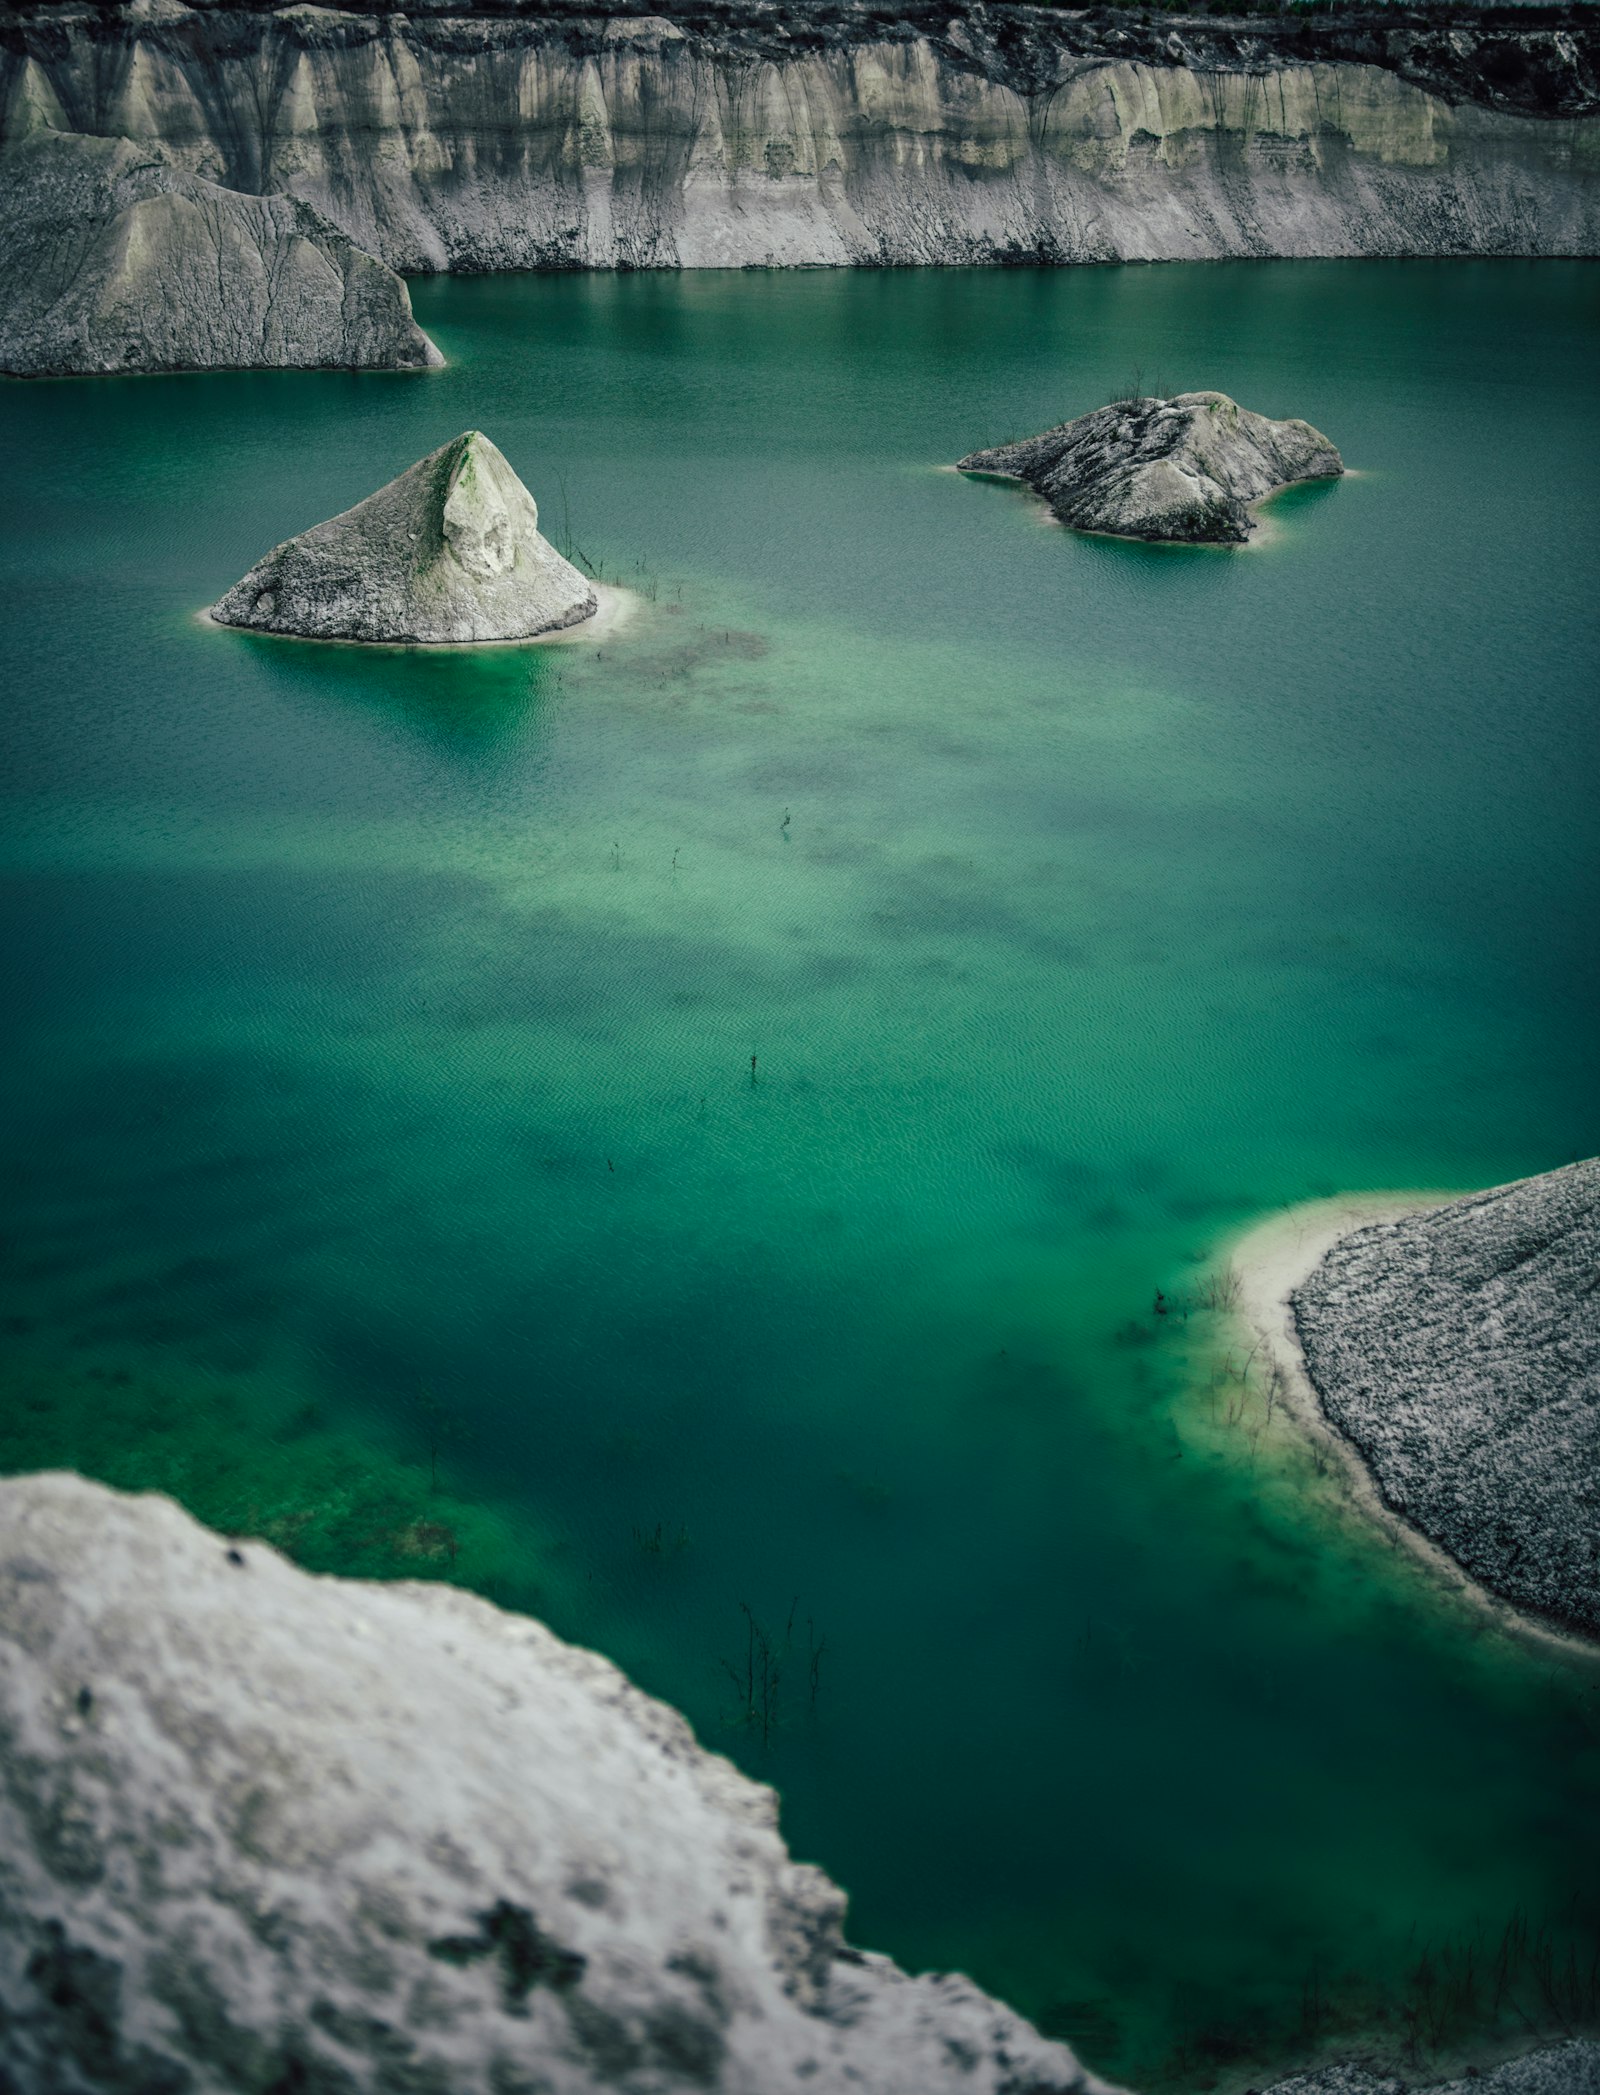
[{"left": 2, "top": 4, "right": 1598, "bottom": 272}]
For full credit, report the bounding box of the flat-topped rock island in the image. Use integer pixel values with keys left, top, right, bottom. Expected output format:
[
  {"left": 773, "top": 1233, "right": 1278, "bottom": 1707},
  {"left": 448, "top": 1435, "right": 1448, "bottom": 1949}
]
[{"left": 958, "top": 392, "right": 1343, "bottom": 544}]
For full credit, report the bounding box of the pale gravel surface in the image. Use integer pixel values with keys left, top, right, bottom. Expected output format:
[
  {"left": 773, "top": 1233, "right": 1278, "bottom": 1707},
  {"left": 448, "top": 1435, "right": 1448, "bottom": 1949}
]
[
  {"left": 211, "top": 431, "right": 598, "bottom": 646},
  {"left": 2, "top": 8, "right": 1597, "bottom": 273},
  {"left": 1291, "top": 1161, "right": 1600, "bottom": 1641},
  {"left": 1260, "top": 2040, "right": 1600, "bottom": 2095},
  {"left": 956, "top": 393, "right": 1342, "bottom": 544},
  {"left": 0, "top": 1471, "right": 1110, "bottom": 2095},
  {"left": 0, "top": 131, "right": 441, "bottom": 377}
]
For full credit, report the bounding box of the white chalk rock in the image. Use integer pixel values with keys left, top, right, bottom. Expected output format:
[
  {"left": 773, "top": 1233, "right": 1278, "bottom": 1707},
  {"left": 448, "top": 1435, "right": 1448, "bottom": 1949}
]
[
  {"left": 0, "top": 1471, "right": 1109, "bottom": 2094},
  {"left": 211, "top": 431, "right": 598, "bottom": 644}
]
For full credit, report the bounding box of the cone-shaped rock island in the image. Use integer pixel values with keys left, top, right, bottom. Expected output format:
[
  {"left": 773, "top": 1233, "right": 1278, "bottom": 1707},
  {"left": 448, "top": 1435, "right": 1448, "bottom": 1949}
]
[{"left": 210, "top": 431, "right": 597, "bottom": 644}]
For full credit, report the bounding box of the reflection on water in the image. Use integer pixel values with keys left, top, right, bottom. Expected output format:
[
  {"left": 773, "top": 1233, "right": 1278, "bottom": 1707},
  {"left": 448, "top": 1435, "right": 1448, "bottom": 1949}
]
[{"left": 2, "top": 261, "right": 1598, "bottom": 2089}]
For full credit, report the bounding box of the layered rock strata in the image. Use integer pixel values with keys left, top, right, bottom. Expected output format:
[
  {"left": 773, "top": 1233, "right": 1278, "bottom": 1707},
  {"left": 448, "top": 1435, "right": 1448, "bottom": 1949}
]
[
  {"left": 1291, "top": 1159, "right": 1600, "bottom": 1640},
  {"left": 958, "top": 391, "right": 1341, "bottom": 543},
  {"left": 0, "top": 1470, "right": 1107, "bottom": 2094},
  {"left": 0, "top": 129, "right": 441, "bottom": 376},
  {"left": 0, "top": 4, "right": 1596, "bottom": 273},
  {"left": 211, "top": 430, "right": 598, "bottom": 644}
]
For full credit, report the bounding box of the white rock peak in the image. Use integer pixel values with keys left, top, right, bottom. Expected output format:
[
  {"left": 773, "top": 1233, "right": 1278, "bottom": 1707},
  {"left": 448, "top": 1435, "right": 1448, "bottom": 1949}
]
[{"left": 211, "top": 431, "right": 599, "bottom": 645}]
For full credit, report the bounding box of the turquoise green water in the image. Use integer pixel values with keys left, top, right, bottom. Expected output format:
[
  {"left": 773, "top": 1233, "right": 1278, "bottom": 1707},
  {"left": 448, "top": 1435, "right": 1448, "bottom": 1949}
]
[{"left": 2, "top": 263, "right": 1598, "bottom": 2088}]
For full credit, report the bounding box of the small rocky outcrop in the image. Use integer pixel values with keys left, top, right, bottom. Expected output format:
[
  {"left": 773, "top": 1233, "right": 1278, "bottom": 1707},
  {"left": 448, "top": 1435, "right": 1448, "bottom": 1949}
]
[
  {"left": 1292, "top": 1160, "right": 1600, "bottom": 1640},
  {"left": 957, "top": 393, "right": 1343, "bottom": 544},
  {"left": 0, "top": 130, "right": 441, "bottom": 377},
  {"left": 210, "top": 432, "right": 598, "bottom": 645},
  {"left": 0, "top": 1471, "right": 1108, "bottom": 2095}
]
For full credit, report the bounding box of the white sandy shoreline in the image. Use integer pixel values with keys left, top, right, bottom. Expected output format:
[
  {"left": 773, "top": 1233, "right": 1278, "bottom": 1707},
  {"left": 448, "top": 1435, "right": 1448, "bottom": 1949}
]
[{"left": 1224, "top": 1191, "right": 1600, "bottom": 1667}]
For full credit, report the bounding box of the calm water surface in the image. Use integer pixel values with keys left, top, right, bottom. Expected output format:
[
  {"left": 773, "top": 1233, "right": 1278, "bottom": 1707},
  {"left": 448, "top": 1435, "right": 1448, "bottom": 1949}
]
[{"left": 3, "top": 263, "right": 1598, "bottom": 2087}]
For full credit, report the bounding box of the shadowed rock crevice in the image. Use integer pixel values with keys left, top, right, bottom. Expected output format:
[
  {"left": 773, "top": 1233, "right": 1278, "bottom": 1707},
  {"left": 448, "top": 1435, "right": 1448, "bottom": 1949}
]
[{"left": 428, "top": 1900, "right": 588, "bottom": 2012}]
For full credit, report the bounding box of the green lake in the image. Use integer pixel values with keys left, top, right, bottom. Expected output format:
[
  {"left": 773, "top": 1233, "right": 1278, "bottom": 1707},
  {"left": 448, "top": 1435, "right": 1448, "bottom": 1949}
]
[{"left": 2, "top": 261, "right": 1597, "bottom": 2089}]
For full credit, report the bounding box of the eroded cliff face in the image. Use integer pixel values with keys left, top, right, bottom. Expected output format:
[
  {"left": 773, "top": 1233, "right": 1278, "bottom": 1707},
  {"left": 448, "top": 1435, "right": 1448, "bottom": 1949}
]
[
  {"left": 0, "top": 127, "right": 441, "bottom": 373},
  {"left": 2, "top": 3, "right": 1598, "bottom": 270}
]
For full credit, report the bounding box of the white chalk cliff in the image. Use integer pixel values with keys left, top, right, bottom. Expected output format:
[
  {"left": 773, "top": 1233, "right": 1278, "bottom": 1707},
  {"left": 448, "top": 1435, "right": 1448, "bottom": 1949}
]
[
  {"left": 0, "top": 5, "right": 1596, "bottom": 273},
  {"left": 0, "top": 1470, "right": 1109, "bottom": 2094},
  {"left": 211, "top": 431, "right": 598, "bottom": 645}
]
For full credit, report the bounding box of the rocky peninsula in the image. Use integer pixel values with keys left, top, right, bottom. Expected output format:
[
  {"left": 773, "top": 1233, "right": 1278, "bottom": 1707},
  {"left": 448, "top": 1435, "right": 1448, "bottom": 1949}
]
[
  {"left": 958, "top": 393, "right": 1342, "bottom": 544},
  {"left": 1, "top": 4, "right": 1595, "bottom": 272},
  {"left": 0, "top": 1470, "right": 1108, "bottom": 2094},
  {"left": 0, "top": 130, "right": 440, "bottom": 377},
  {"left": 211, "top": 431, "right": 598, "bottom": 645},
  {"left": 1288, "top": 1160, "right": 1600, "bottom": 1642}
]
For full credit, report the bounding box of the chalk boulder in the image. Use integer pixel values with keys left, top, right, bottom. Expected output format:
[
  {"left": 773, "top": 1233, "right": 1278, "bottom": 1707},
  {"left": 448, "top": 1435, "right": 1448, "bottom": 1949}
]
[
  {"left": 0, "top": 130, "right": 441, "bottom": 377},
  {"left": 210, "top": 431, "right": 598, "bottom": 644},
  {"left": 958, "top": 392, "right": 1342, "bottom": 544},
  {"left": 0, "top": 1471, "right": 1109, "bottom": 2094}
]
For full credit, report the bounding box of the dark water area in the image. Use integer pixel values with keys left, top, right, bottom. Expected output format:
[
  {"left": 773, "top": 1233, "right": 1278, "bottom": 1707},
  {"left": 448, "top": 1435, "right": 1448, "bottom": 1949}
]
[{"left": 2, "top": 261, "right": 1598, "bottom": 2089}]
